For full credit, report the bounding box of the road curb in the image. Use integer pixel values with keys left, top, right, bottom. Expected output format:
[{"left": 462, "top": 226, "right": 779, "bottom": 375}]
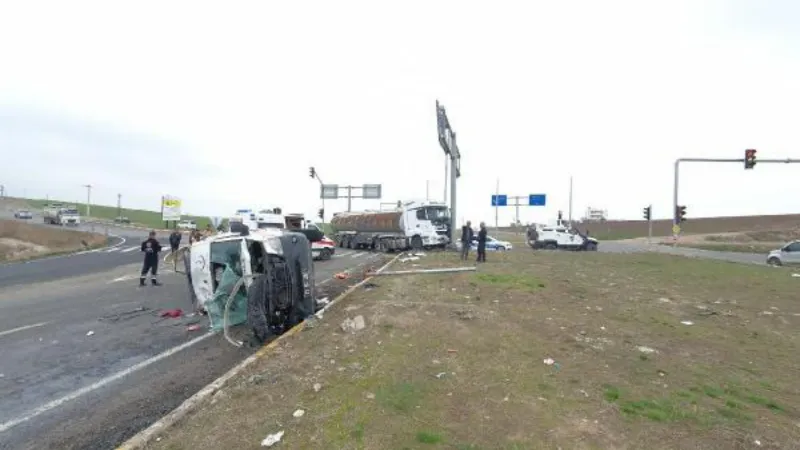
[{"left": 115, "top": 252, "right": 402, "bottom": 450}]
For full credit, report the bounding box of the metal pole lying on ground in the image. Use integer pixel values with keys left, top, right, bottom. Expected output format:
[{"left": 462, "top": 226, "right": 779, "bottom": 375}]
[{"left": 372, "top": 266, "right": 477, "bottom": 276}]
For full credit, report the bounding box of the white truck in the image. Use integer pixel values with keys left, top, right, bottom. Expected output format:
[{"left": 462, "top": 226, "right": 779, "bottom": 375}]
[
  {"left": 330, "top": 200, "right": 451, "bottom": 251},
  {"left": 43, "top": 204, "right": 81, "bottom": 226},
  {"left": 527, "top": 222, "right": 598, "bottom": 251}
]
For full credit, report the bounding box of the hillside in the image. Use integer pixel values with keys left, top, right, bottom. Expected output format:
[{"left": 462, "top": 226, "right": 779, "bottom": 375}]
[
  {"left": 499, "top": 213, "right": 800, "bottom": 240},
  {"left": 8, "top": 197, "right": 212, "bottom": 230}
]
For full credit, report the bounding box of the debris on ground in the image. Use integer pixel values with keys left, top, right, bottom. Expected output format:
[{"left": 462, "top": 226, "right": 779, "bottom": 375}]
[
  {"left": 680, "top": 320, "right": 694, "bottom": 326},
  {"left": 435, "top": 372, "right": 447, "bottom": 379},
  {"left": 452, "top": 309, "right": 476, "bottom": 320},
  {"left": 86, "top": 331, "right": 95, "bottom": 336},
  {"left": 543, "top": 358, "right": 555, "bottom": 365},
  {"left": 637, "top": 346, "right": 657, "bottom": 354},
  {"left": 260, "top": 430, "right": 284, "bottom": 447},
  {"left": 186, "top": 324, "right": 201, "bottom": 332},
  {"left": 160, "top": 308, "right": 183, "bottom": 318},
  {"left": 334, "top": 272, "right": 350, "bottom": 280},
  {"left": 363, "top": 282, "right": 379, "bottom": 291},
  {"left": 99, "top": 306, "right": 152, "bottom": 322},
  {"left": 317, "top": 297, "right": 330, "bottom": 307},
  {"left": 340, "top": 315, "right": 366, "bottom": 333},
  {"left": 373, "top": 266, "right": 476, "bottom": 276},
  {"left": 313, "top": 383, "right": 322, "bottom": 392},
  {"left": 399, "top": 256, "right": 420, "bottom": 263},
  {"left": 292, "top": 409, "right": 305, "bottom": 418}
]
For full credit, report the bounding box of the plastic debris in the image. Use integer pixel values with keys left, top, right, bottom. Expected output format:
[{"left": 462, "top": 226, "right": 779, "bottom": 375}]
[
  {"left": 187, "top": 324, "right": 201, "bottom": 332},
  {"left": 293, "top": 409, "right": 305, "bottom": 418},
  {"left": 86, "top": 331, "right": 95, "bottom": 336},
  {"left": 340, "top": 315, "right": 366, "bottom": 333},
  {"left": 313, "top": 383, "right": 322, "bottom": 392},
  {"left": 435, "top": 372, "right": 447, "bottom": 379},
  {"left": 334, "top": 272, "right": 350, "bottom": 280},
  {"left": 637, "top": 346, "right": 657, "bottom": 354},
  {"left": 160, "top": 308, "right": 183, "bottom": 318},
  {"left": 680, "top": 320, "right": 694, "bottom": 326},
  {"left": 791, "top": 273, "right": 800, "bottom": 278},
  {"left": 317, "top": 297, "right": 330, "bottom": 306},
  {"left": 543, "top": 358, "right": 555, "bottom": 365},
  {"left": 261, "top": 430, "right": 284, "bottom": 447}
]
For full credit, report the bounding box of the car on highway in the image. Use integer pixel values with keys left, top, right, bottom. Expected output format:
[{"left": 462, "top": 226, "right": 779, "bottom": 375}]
[
  {"left": 766, "top": 240, "right": 800, "bottom": 266},
  {"left": 14, "top": 209, "right": 33, "bottom": 219},
  {"left": 178, "top": 219, "right": 197, "bottom": 230},
  {"left": 312, "top": 235, "right": 336, "bottom": 260},
  {"left": 114, "top": 216, "right": 131, "bottom": 224},
  {"left": 456, "top": 234, "right": 513, "bottom": 251}
]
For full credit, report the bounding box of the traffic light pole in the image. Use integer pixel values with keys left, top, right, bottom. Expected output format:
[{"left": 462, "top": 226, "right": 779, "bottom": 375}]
[
  {"left": 648, "top": 205, "right": 653, "bottom": 244},
  {"left": 673, "top": 157, "right": 800, "bottom": 245}
]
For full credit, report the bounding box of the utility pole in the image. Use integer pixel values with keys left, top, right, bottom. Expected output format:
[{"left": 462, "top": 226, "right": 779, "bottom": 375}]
[
  {"left": 495, "top": 178, "right": 500, "bottom": 229},
  {"left": 568, "top": 175, "right": 573, "bottom": 224},
  {"left": 426, "top": 180, "right": 430, "bottom": 201},
  {"left": 83, "top": 184, "right": 92, "bottom": 217},
  {"left": 436, "top": 100, "right": 462, "bottom": 247},
  {"left": 117, "top": 193, "right": 122, "bottom": 218},
  {"left": 443, "top": 155, "right": 448, "bottom": 204},
  {"left": 310, "top": 167, "right": 327, "bottom": 221},
  {"left": 0, "top": 184, "right": 4, "bottom": 198}
]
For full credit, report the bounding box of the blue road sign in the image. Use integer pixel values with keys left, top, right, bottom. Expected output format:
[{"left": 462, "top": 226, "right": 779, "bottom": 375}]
[
  {"left": 491, "top": 194, "right": 508, "bottom": 206},
  {"left": 528, "top": 194, "right": 546, "bottom": 206}
]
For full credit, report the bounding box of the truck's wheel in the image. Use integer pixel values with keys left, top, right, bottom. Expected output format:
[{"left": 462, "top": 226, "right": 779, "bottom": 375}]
[
  {"left": 411, "top": 235, "right": 423, "bottom": 250},
  {"left": 545, "top": 242, "right": 557, "bottom": 250},
  {"left": 586, "top": 242, "right": 598, "bottom": 251},
  {"left": 320, "top": 248, "right": 332, "bottom": 260},
  {"left": 768, "top": 257, "right": 782, "bottom": 266}
]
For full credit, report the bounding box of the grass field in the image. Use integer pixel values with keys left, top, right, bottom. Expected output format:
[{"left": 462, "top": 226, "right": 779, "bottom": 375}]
[
  {"left": 0, "top": 219, "right": 107, "bottom": 262},
  {"left": 150, "top": 249, "right": 800, "bottom": 449},
  {"left": 499, "top": 214, "right": 800, "bottom": 241},
  {"left": 12, "top": 197, "right": 212, "bottom": 230}
]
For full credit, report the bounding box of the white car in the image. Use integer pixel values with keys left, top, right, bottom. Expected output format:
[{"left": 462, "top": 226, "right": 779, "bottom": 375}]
[
  {"left": 178, "top": 220, "right": 197, "bottom": 230},
  {"left": 14, "top": 210, "right": 33, "bottom": 219},
  {"left": 766, "top": 241, "right": 800, "bottom": 266}
]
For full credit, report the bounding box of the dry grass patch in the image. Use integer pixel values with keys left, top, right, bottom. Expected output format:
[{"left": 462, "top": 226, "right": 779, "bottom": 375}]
[
  {"left": 0, "top": 219, "right": 106, "bottom": 261},
  {"left": 151, "top": 249, "right": 800, "bottom": 450}
]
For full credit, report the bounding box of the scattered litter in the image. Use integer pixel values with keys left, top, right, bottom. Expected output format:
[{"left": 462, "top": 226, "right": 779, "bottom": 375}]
[
  {"left": 340, "top": 315, "right": 366, "bottom": 333},
  {"left": 313, "top": 383, "right": 322, "bottom": 392},
  {"left": 374, "top": 267, "right": 476, "bottom": 276},
  {"left": 399, "top": 256, "right": 420, "bottom": 263},
  {"left": 432, "top": 359, "right": 440, "bottom": 365},
  {"left": 365, "top": 392, "right": 375, "bottom": 399},
  {"left": 0, "top": 373, "right": 4, "bottom": 378},
  {"left": 452, "top": 309, "right": 476, "bottom": 320},
  {"left": 447, "top": 349, "right": 458, "bottom": 353},
  {"left": 600, "top": 326, "right": 606, "bottom": 331},
  {"left": 579, "top": 389, "right": 589, "bottom": 397},
  {"left": 637, "top": 346, "right": 657, "bottom": 354},
  {"left": 334, "top": 272, "right": 350, "bottom": 280},
  {"left": 86, "top": 331, "right": 95, "bottom": 336},
  {"left": 770, "top": 306, "right": 779, "bottom": 311},
  {"left": 754, "top": 440, "right": 762, "bottom": 446},
  {"left": 317, "top": 297, "right": 330, "bottom": 306},
  {"left": 39, "top": 337, "right": 43, "bottom": 342},
  {"left": 363, "top": 282, "right": 379, "bottom": 290},
  {"left": 658, "top": 297, "right": 671, "bottom": 303},
  {"left": 293, "top": 409, "right": 305, "bottom": 418},
  {"left": 435, "top": 372, "right": 447, "bottom": 379},
  {"left": 187, "top": 324, "right": 201, "bottom": 332},
  {"left": 760, "top": 311, "right": 774, "bottom": 316},
  {"left": 543, "top": 358, "right": 555, "bottom": 366},
  {"left": 792, "top": 274, "right": 800, "bottom": 278},
  {"left": 160, "top": 308, "right": 183, "bottom": 318},
  {"left": 503, "top": 395, "right": 509, "bottom": 401},
  {"left": 261, "top": 430, "right": 284, "bottom": 447},
  {"left": 680, "top": 321, "right": 694, "bottom": 326}
]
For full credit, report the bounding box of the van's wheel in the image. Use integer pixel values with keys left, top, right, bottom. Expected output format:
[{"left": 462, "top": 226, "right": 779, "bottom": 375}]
[
  {"left": 544, "top": 242, "right": 557, "bottom": 250},
  {"left": 768, "top": 257, "right": 782, "bottom": 266},
  {"left": 496, "top": 246, "right": 506, "bottom": 251},
  {"left": 586, "top": 242, "right": 598, "bottom": 251},
  {"left": 411, "top": 235, "right": 423, "bottom": 251}
]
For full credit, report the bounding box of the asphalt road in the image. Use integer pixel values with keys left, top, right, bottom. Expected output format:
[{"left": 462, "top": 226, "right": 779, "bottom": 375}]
[
  {"left": 0, "top": 247, "right": 388, "bottom": 450},
  {"left": 598, "top": 240, "right": 768, "bottom": 265}
]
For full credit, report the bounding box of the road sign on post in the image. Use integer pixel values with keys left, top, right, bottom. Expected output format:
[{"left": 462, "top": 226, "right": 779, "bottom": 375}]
[
  {"left": 320, "top": 184, "right": 339, "bottom": 200},
  {"left": 362, "top": 184, "right": 382, "bottom": 199},
  {"left": 491, "top": 194, "right": 508, "bottom": 206},
  {"left": 528, "top": 194, "right": 546, "bottom": 206}
]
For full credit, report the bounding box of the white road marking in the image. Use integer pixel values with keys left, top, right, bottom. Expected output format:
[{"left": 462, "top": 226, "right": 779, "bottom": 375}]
[
  {"left": 351, "top": 252, "right": 366, "bottom": 258},
  {"left": 104, "top": 247, "right": 121, "bottom": 253},
  {"left": 121, "top": 246, "right": 139, "bottom": 253},
  {"left": 0, "top": 331, "right": 216, "bottom": 434},
  {"left": 0, "top": 321, "right": 49, "bottom": 338}
]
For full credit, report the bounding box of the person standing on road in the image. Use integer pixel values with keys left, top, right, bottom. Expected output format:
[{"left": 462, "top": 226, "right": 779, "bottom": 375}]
[
  {"left": 460, "top": 220, "right": 474, "bottom": 260},
  {"left": 169, "top": 227, "right": 182, "bottom": 270},
  {"left": 477, "top": 222, "right": 488, "bottom": 263},
  {"left": 140, "top": 231, "right": 162, "bottom": 286}
]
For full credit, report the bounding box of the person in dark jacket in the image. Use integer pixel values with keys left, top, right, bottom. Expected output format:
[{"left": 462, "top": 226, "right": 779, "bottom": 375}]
[
  {"left": 460, "top": 221, "right": 473, "bottom": 260},
  {"left": 140, "top": 231, "right": 162, "bottom": 286},
  {"left": 169, "top": 228, "right": 182, "bottom": 252},
  {"left": 477, "top": 222, "right": 488, "bottom": 263}
]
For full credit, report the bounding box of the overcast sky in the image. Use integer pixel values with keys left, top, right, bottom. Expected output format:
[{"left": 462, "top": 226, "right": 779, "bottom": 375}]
[{"left": 2, "top": 0, "right": 799, "bottom": 225}]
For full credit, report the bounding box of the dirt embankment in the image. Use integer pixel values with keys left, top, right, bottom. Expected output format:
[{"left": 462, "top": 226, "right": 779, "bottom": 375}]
[{"left": 0, "top": 219, "right": 107, "bottom": 262}]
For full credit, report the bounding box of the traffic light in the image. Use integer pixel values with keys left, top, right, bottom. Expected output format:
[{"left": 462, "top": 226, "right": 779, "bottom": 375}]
[
  {"left": 318, "top": 208, "right": 324, "bottom": 220},
  {"left": 557, "top": 210, "right": 563, "bottom": 221},
  {"left": 744, "top": 149, "right": 757, "bottom": 169},
  {"left": 309, "top": 166, "right": 316, "bottom": 178},
  {"left": 675, "top": 205, "right": 687, "bottom": 222},
  {"left": 643, "top": 205, "right": 651, "bottom": 221}
]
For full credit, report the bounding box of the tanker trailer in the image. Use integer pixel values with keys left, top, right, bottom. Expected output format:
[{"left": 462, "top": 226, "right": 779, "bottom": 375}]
[{"left": 330, "top": 200, "right": 451, "bottom": 252}]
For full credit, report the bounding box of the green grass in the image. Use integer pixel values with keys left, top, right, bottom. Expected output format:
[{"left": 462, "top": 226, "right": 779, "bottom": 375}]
[
  {"left": 473, "top": 272, "right": 545, "bottom": 291},
  {"left": 17, "top": 197, "right": 211, "bottom": 229}
]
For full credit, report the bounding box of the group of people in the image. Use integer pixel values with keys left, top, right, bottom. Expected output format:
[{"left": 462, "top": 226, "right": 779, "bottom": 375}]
[
  {"left": 460, "top": 220, "right": 488, "bottom": 263},
  {"left": 138, "top": 224, "right": 217, "bottom": 287}
]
